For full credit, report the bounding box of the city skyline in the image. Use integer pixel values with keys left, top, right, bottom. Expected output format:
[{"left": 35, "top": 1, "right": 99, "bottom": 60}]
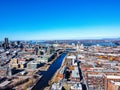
[{"left": 0, "top": 0, "right": 120, "bottom": 40}]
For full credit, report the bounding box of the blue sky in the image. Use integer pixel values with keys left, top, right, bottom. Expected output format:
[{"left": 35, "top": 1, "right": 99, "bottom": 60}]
[{"left": 0, "top": 0, "right": 120, "bottom": 40}]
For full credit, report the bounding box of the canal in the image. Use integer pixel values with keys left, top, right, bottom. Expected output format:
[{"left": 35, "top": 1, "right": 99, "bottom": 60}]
[{"left": 32, "top": 53, "right": 67, "bottom": 90}]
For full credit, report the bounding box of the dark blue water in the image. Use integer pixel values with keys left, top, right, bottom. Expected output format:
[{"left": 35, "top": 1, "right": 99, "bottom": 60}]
[
  {"left": 28, "top": 41, "right": 50, "bottom": 46},
  {"left": 29, "top": 41, "right": 118, "bottom": 47},
  {"left": 82, "top": 42, "right": 117, "bottom": 47},
  {"left": 68, "top": 42, "right": 117, "bottom": 47},
  {"left": 32, "top": 53, "right": 67, "bottom": 90}
]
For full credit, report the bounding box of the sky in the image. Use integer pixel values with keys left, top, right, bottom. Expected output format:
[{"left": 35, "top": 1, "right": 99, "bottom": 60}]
[{"left": 0, "top": 0, "right": 120, "bottom": 40}]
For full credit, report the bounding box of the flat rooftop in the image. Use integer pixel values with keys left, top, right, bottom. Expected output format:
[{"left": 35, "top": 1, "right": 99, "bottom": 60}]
[
  {"left": 107, "top": 75, "right": 120, "bottom": 79},
  {"left": 0, "top": 81, "right": 11, "bottom": 87}
]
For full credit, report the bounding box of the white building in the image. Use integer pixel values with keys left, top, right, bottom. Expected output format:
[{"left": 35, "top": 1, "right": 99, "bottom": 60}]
[{"left": 71, "top": 83, "right": 82, "bottom": 90}]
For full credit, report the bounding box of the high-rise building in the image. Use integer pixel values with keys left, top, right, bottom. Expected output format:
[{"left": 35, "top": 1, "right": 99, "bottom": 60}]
[
  {"left": 5, "top": 38, "right": 8, "bottom": 45},
  {"left": 34, "top": 45, "right": 39, "bottom": 55},
  {"left": 4, "top": 37, "right": 9, "bottom": 49}
]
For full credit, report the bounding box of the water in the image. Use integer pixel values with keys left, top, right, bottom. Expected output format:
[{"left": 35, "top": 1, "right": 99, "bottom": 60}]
[
  {"left": 82, "top": 42, "right": 117, "bottom": 47},
  {"left": 32, "top": 53, "right": 67, "bottom": 90},
  {"left": 28, "top": 40, "right": 118, "bottom": 47}
]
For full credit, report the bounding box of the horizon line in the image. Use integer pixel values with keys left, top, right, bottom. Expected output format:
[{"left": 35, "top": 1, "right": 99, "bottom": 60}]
[{"left": 0, "top": 37, "right": 120, "bottom": 42}]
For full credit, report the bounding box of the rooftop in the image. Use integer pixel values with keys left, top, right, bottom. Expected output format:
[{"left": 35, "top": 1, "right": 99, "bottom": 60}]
[
  {"left": 0, "top": 81, "right": 11, "bottom": 87},
  {"left": 107, "top": 75, "right": 120, "bottom": 79},
  {"left": 71, "top": 67, "right": 80, "bottom": 78}
]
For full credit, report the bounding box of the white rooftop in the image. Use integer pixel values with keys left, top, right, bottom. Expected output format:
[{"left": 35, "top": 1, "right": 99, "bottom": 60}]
[
  {"left": 114, "top": 82, "right": 120, "bottom": 86},
  {"left": 107, "top": 75, "right": 120, "bottom": 79},
  {"left": 0, "top": 81, "right": 11, "bottom": 87},
  {"left": 88, "top": 74, "right": 103, "bottom": 77},
  {"left": 67, "top": 55, "right": 76, "bottom": 59},
  {"left": 72, "top": 67, "right": 80, "bottom": 78}
]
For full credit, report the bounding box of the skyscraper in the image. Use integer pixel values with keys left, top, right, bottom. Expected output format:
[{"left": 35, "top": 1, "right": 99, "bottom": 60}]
[
  {"left": 4, "top": 37, "right": 9, "bottom": 49},
  {"left": 34, "top": 45, "right": 39, "bottom": 55}
]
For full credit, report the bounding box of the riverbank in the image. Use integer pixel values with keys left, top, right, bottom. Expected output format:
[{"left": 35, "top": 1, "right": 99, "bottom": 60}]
[
  {"left": 20, "top": 53, "right": 62, "bottom": 90},
  {"left": 43, "top": 53, "right": 68, "bottom": 90},
  {"left": 49, "top": 53, "right": 68, "bottom": 84},
  {"left": 32, "top": 53, "right": 67, "bottom": 90},
  {"left": 39, "top": 53, "right": 61, "bottom": 71}
]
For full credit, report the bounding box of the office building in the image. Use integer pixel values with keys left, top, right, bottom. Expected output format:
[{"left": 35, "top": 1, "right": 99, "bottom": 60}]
[{"left": 4, "top": 38, "right": 9, "bottom": 49}]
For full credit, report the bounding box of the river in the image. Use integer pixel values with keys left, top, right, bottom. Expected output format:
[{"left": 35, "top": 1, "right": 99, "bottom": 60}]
[{"left": 32, "top": 53, "right": 67, "bottom": 90}]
